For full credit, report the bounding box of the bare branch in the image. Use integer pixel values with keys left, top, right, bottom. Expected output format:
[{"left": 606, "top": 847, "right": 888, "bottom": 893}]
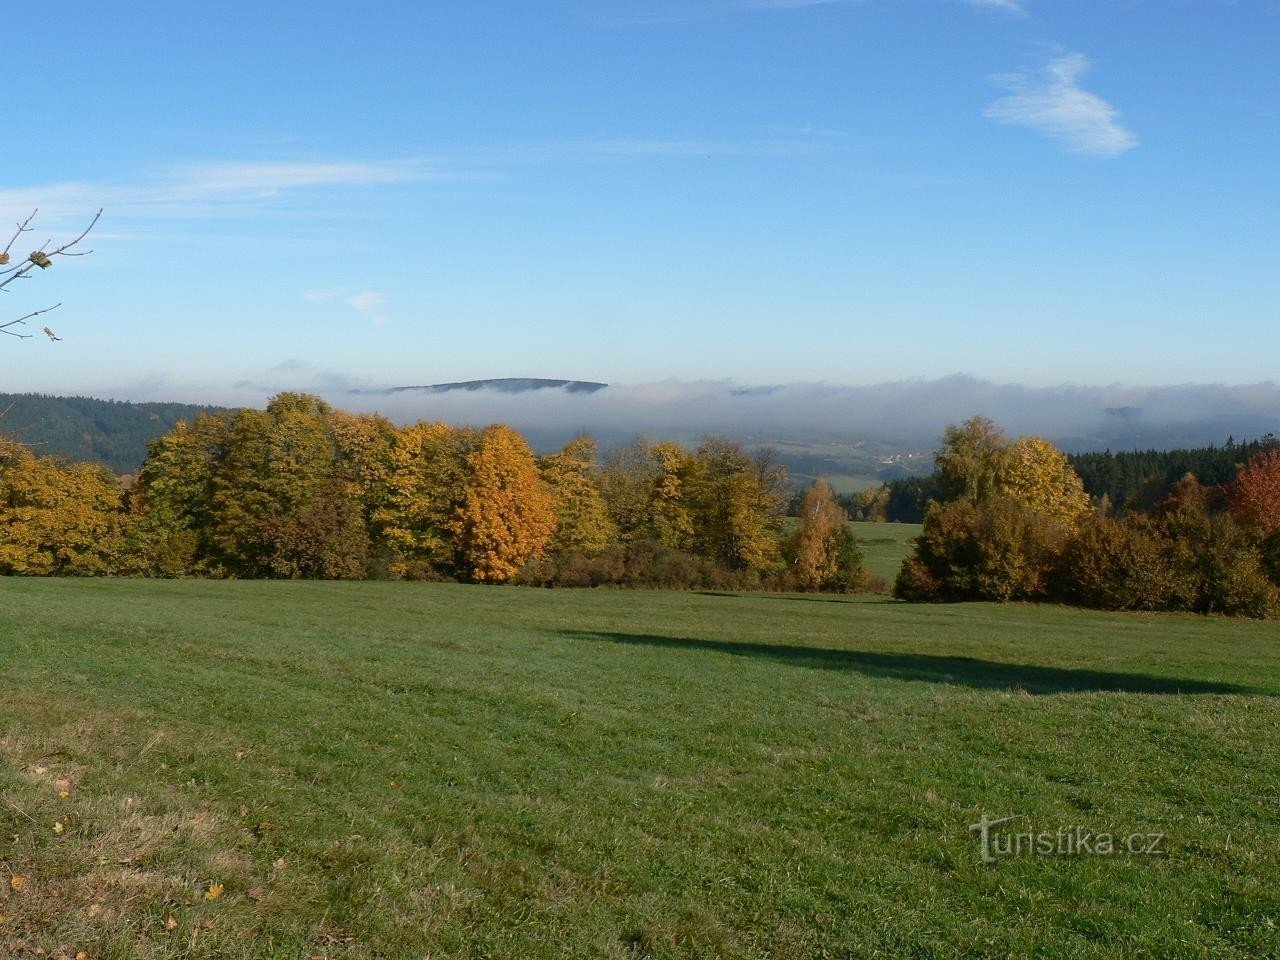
[
  {"left": 0, "top": 208, "right": 102, "bottom": 294},
  {"left": 0, "top": 302, "right": 61, "bottom": 338},
  {"left": 2, "top": 209, "right": 100, "bottom": 343},
  {"left": 1, "top": 209, "right": 36, "bottom": 259}
]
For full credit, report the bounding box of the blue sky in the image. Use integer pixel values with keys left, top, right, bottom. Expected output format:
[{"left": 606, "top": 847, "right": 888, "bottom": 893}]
[{"left": 3, "top": 0, "right": 1278, "bottom": 402}]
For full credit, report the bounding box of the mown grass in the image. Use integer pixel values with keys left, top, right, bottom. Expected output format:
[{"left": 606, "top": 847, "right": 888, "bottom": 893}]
[
  {"left": 1, "top": 579, "right": 1277, "bottom": 959},
  {"left": 849, "top": 520, "right": 922, "bottom": 583}
]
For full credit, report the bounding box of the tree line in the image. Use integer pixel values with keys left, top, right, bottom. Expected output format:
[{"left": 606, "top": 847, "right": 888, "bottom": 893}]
[
  {"left": 849, "top": 435, "right": 1278, "bottom": 523},
  {"left": 892, "top": 417, "right": 1280, "bottom": 619},
  {"left": 0, "top": 393, "right": 866, "bottom": 592}
]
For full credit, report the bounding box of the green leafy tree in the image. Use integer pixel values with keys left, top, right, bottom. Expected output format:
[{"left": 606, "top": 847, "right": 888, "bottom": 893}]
[
  {"left": 204, "top": 394, "right": 371, "bottom": 578},
  {"left": 936, "top": 416, "right": 1009, "bottom": 503},
  {"left": 128, "top": 413, "right": 229, "bottom": 575}
]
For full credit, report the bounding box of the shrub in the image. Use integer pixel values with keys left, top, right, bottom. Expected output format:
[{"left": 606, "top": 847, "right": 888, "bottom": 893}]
[
  {"left": 894, "top": 496, "right": 1065, "bottom": 602},
  {"left": 516, "top": 541, "right": 755, "bottom": 591},
  {"left": 1059, "top": 515, "right": 1192, "bottom": 612}
]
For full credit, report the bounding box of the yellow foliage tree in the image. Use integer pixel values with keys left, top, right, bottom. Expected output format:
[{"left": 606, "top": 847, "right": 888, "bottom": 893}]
[
  {"left": 997, "top": 436, "right": 1091, "bottom": 528},
  {"left": 376, "top": 421, "right": 472, "bottom": 578},
  {"left": 789, "top": 478, "right": 849, "bottom": 589},
  {"left": 450, "top": 424, "right": 556, "bottom": 582},
  {"left": 688, "top": 437, "right": 785, "bottom": 572},
  {"left": 646, "top": 441, "right": 697, "bottom": 550},
  {"left": 540, "top": 436, "right": 616, "bottom": 555},
  {"left": 0, "top": 441, "right": 128, "bottom": 575}
]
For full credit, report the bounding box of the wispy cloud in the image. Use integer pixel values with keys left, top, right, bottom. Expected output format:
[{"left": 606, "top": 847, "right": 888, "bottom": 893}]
[
  {"left": 0, "top": 158, "right": 447, "bottom": 228},
  {"left": 575, "top": 136, "right": 826, "bottom": 158},
  {"left": 169, "top": 160, "right": 427, "bottom": 196},
  {"left": 742, "top": 0, "right": 852, "bottom": 9},
  {"left": 984, "top": 53, "right": 1137, "bottom": 158},
  {"left": 965, "top": 0, "right": 1026, "bottom": 15},
  {"left": 303, "top": 287, "right": 391, "bottom": 328},
  {"left": 347, "top": 290, "right": 387, "bottom": 317},
  {"left": 604, "top": 0, "right": 853, "bottom": 25}
]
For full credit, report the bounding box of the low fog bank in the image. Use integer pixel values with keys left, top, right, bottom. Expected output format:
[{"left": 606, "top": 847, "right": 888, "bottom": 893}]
[
  {"left": 105, "top": 373, "right": 1280, "bottom": 455},
  {"left": 335, "top": 375, "right": 1280, "bottom": 453}
]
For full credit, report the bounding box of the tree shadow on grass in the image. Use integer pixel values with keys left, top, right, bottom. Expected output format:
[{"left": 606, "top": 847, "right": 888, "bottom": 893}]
[{"left": 561, "top": 630, "right": 1263, "bottom": 695}]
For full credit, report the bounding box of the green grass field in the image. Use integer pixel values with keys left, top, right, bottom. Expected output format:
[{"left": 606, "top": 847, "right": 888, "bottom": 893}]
[
  {"left": 849, "top": 521, "right": 923, "bottom": 583},
  {"left": 1, "top": 579, "right": 1278, "bottom": 959}
]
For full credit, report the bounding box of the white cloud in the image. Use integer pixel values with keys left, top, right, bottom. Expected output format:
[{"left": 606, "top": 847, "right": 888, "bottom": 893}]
[
  {"left": 984, "top": 53, "right": 1137, "bottom": 158},
  {"left": 348, "top": 290, "right": 391, "bottom": 328},
  {"left": 300, "top": 288, "right": 391, "bottom": 327},
  {"left": 171, "top": 160, "right": 427, "bottom": 197},
  {"left": 347, "top": 291, "right": 386, "bottom": 315}
]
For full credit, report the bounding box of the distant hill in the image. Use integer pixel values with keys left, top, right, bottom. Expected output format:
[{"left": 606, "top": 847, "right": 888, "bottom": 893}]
[
  {"left": 0, "top": 393, "right": 226, "bottom": 474},
  {"left": 357, "top": 378, "right": 609, "bottom": 395}
]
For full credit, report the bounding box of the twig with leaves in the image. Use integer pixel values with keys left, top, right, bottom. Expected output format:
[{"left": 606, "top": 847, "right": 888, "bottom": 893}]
[{"left": 0, "top": 207, "right": 102, "bottom": 340}]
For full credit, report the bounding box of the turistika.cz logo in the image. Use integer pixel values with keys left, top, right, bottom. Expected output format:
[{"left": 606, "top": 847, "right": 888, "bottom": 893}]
[{"left": 970, "top": 814, "right": 1168, "bottom": 865}]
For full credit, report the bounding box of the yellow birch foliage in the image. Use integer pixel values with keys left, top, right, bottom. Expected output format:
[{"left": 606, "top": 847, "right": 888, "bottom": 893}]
[{"left": 790, "top": 478, "right": 847, "bottom": 589}]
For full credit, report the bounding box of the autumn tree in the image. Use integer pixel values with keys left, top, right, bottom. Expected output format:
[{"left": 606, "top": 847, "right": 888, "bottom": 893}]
[
  {"left": 128, "top": 413, "right": 229, "bottom": 575},
  {"left": 787, "top": 478, "right": 864, "bottom": 591},
  {"left": 897, "top": 419, "right": 1093, "bottom": 604},
  {"left": 376, "top": 421, "right": 473, "bottom": 578},
  {"left": 687, "top": 437, "right": 786, "bottom": 572},
  {"left": 1229, "top": 449, "right": 1280, "bottom": 536},
  {"left": 644, "top": 441, "right": 697, "bottom": 550},
  {"left": 450, "top": 424, "right": 557, "bottom": 582},
  {"left": 0, "top": 440, "right": 128, "bottom": 575},
  {"left": 198, "top": 394, "right": 371, "bottom": 578},
  {"left": 540, "top": 436, "right": 617, "bottom": 556},
  {"left": 599, "top": 439, "right": 657, "bottom": 541},
  {"left": 330, "top": 410, "right": 398, "bottom": 572},
  {"left": 998, "top": 436, "right": 1092, "bottom": 528},
  {"left": 936, "top": 416, "right": 1009, "bottom": 503}
]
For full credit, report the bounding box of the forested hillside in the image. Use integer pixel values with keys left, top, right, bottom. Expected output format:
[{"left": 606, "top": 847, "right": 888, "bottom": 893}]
[{"left": 0, "top": 393, "right": 225, "bottom": 473}]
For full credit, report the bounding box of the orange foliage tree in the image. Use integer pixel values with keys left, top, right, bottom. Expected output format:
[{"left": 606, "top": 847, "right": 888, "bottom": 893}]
[
  {"left": 450, "top": 424, "right": 556, "bottom": 582},
  {"left": 1230, "top": 449, "right": 1280, "bottom": 535}
]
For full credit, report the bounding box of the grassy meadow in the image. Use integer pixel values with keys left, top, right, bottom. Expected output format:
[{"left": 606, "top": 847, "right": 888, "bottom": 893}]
[
  {"left": 1, "top": 578, "right": 1278, "bottom": 959},
  {"left": 848, "top": 521, "right": 923, "bottom": 583}
]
